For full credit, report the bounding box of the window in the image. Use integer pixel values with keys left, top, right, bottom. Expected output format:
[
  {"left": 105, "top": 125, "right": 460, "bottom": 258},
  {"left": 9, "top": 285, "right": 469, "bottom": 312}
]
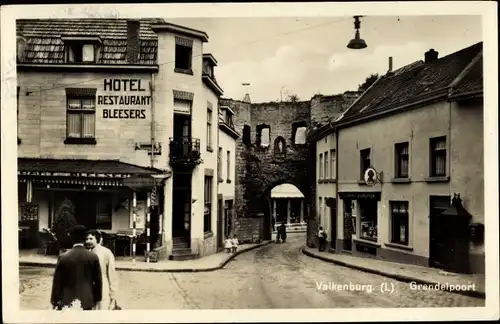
[
  {"left": 218, "top": 147, "right": 223, "bottom": 182},
  {"left": 175, "top": 39, "right": 192, "bottom": 72},
  {"left": 319, "top": 153, "right": 324, "bottom": 179},
  {"left": 224, "top": 109, "right": 234, "bottom": 128},
  {"left": 207, "top": 108, "right": 213, "bottom": 150},
  {"left": 324, "top": 151, "right": 329, "bottom": 179},
  {"left": 66, "top": 90, "right": 96, "bottom": 141},
  {"left": 390, "top": 201, "right": 409, "bottom": 245},
  {"left": 430, "top": 137, "right": 446, "bottom": 177},
  {"left": 292, "top": 121, "right": 307, "bottom": 145},
  {"left": 256, "top": 124, "right": 271, "bottom": 147},
  {"left": 203, "top": 60, "right": 214, "bottom": 77},
  {"left": 260, "top": 128, "right": 270, "bottom": 147},
  {"left": 318, "top": 197, "right": 323, "bottom": 222},
  {"left": 67, "top": 43, "right": 95, "bottom": 63},
  {"left": 359, "top": 199, "right": 378, "bottom": 241},
  {"left": 360, "top": 148, "right": 371, "bottom": 179},
  {"left": 294, "top": 127, "right": 307, "bottom": 144},
  {"left": 96, "top": 197, "right": 112, "bottom": 230},
  {"left": 242, "top": 125, "right": 251, "bottom": 145},
  {"left": 330, "top": 149, "right": 336, "bottom": 179},
  {"left": 226, "top": 150, "right": 231, "bottom": 182},
  {"left": 204, "top": 176, "right": 213, "bottom": 233},
  {"left": 395, "top": 142, "right": 409, "bottom": 178}
]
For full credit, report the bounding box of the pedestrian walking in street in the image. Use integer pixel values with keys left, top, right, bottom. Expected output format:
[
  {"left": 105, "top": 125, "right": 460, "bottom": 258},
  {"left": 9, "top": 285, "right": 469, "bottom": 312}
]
[
  {"left": 231, "top": 234, "right": 239, "bottom": 253},
  {"left": 279, "top": 222, "right": 287, "bottom": 243},
  {"left": 318, "top": 226, "right": 327, "bottom": 252},
  {"left": 85, "top": 229, "right": 119, "bottom": 310},
  {"left": 50, "top": 225, "right": 102, "bottom": 310},
  {"left": 276, "top": 226, "right": 281, "bottom": 243},
  {"left": 224, "top": 236, "right": 232, "bottom": 253}
]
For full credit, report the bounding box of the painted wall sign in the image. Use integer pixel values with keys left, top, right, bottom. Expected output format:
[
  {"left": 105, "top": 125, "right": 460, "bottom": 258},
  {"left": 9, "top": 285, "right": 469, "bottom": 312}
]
[
  {"left": 18, "top": 171, "right": 130, "bottom": 178},
  {"left": 99, "top": 79, "right": 151, "bottom": 120},
  {"left": 338, "top": 192, "right": 381, "bottom": 201}
]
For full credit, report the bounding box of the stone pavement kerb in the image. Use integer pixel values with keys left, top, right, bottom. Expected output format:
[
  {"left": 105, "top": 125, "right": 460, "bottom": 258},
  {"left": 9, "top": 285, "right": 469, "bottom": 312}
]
[
  {"left": 19, "top": 241, "right": 272, "bottom": 273},
  {"left": 302, "top": 246, "right": 485, "bottom": 299}
]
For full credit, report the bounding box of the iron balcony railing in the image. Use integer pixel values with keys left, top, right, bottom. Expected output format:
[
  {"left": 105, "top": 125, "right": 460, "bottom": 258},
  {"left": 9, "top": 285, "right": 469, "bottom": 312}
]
[{"left": 169, "top": 137, "right": 202, "bottom": 167}]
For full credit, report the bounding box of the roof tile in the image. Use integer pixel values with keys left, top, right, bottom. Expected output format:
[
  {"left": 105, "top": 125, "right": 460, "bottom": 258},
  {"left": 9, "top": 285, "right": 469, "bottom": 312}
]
[
  {"left": 17, "top": 19, "right": 159, "bottom": 65},
  {"left": 341, "top": 42, "right": 483, "bottom": 122}
]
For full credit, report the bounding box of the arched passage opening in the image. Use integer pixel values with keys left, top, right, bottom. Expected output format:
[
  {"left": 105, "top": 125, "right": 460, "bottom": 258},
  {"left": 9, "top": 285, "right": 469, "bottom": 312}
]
[{"left": 268, "top": 183, "right": 307, "bottom": 235}]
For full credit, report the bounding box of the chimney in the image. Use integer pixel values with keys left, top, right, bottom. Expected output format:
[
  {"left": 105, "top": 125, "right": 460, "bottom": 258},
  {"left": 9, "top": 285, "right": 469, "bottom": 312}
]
[
  {"left": 17, "top": 36, "right": 27, "bottom": 63},
  {"left": 424, "top": 48, "right": 439, "bottom": 64},
  {"left": 127, "top": 20, "right": 141, "bottom": 64},
  {"left": 388, "top": 56, "right": 393, "bottom": 72}
]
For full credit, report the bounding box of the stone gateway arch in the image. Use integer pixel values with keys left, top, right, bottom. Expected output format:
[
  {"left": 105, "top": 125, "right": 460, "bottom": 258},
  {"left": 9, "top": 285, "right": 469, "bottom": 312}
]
[{"left": 220, "top": 92, "right": 360, "bottom": 243}]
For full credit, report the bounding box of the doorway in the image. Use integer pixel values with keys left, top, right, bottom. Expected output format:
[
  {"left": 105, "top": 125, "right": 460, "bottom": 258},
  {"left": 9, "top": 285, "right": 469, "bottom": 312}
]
[
  {"left": 429, "top": 195, "right": 469, "bottom": 273},
  {"left": 173, "top": 113, "right": 191, "bottom": 155},
  {"left": 327, "top": 198, "right": 337, "bottom": 250},
  {"left": 172, "top": 172, "right": 191, "bottom": 246},
  {"left": 217, "top": 195, "right": 224, "bottom": 251},
  {"left": 342, "top": 199, "right": 354, "bottom": 251}
]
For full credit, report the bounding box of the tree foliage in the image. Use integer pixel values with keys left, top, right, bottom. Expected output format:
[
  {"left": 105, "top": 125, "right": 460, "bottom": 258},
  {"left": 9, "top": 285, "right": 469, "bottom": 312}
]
[
  {"left": 286, "top": 93, "right": 300, "bottom": 102},
  {"left": 358, "top": 73, "right": 379, "bottom": 92},
  {"left": 51, "top": 197, "right": 79, "bottom": 248}
]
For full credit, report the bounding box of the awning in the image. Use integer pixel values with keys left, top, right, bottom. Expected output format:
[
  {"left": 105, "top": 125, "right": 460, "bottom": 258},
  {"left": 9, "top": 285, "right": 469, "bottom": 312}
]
[
  {"left": 17, "top": 158, "right": 166, "bottom": 189},
  {"left": 271, "top": 183, "right": 304, "bottom": 198}
]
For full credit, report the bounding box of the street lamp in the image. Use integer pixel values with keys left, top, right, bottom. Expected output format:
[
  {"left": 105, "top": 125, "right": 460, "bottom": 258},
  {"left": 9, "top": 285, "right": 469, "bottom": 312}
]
[{"left": 347, "top": 16, "right": 367, "bottom": 50}]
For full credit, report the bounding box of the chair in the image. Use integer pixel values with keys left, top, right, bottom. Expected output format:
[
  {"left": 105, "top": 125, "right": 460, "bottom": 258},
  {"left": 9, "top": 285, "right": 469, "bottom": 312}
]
[{"left": 37, "top": 229, "right": 58, "bottom": 255}]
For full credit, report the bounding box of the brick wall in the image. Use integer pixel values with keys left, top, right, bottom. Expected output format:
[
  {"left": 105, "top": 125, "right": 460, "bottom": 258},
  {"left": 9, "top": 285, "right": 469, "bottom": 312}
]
[
  {"left": 234, "top": 216, "right": 263, "bottom": 243},
  {"left": 310, "top": 91, "right": 361, "bottom": 128}
]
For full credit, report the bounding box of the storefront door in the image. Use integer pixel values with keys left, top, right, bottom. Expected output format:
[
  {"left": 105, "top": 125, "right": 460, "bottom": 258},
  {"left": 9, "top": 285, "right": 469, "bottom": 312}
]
[{"left": 342, "top": 199, "right": 353, "bottom": 251}]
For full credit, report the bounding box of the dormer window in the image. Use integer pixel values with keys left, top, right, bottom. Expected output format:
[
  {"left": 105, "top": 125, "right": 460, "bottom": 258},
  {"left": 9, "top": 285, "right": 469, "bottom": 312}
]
[
  {"left": 203, "top": 60, "right": 214, "bottom": 78},
  {"left": 62, "top": 36, "right": 102, "bottom": 64},
  {"left": 220, "top": 106, "right": 234, "bottom": 128},
  {"left": 68, "top": 43, "right": 95, "bottom": 63}
]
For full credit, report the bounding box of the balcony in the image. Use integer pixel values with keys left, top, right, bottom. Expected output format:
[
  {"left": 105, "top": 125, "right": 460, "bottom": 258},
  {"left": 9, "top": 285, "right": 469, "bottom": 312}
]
[{"left": 169, "top": 137, "right": 203, "bottom": 169}]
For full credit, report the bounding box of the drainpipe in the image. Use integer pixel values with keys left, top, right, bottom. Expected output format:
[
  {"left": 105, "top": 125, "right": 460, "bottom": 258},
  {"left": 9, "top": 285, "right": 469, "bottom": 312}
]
[
  {"left": 150, "top": 74, "right": 156, "bottom": 168},
  {"left": 335, "top": 126, "right": 339, "bottom": 251},
  {"left": 146, "top": 73, "right": 156, "bottom": 262}
]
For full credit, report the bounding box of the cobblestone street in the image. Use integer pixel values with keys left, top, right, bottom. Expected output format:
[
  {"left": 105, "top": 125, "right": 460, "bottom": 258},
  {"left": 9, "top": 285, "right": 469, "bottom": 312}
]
[{"left": 20, "top": 234, "right": 484, "bottom": 310}]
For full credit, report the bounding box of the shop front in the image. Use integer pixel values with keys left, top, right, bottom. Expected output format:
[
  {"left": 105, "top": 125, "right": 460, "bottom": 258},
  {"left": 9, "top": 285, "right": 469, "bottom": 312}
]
[
  {"left": 17, "top": 158, "right": 170, "bottom": 262},
  {"left": 338, "top": 191, "right": 381, "bottom": 256}
]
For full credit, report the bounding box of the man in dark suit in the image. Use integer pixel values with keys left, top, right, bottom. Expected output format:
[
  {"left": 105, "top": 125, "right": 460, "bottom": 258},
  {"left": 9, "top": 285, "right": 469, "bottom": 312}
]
[{"left": 51, "top": 225, "right": 103, "bottom": 310}]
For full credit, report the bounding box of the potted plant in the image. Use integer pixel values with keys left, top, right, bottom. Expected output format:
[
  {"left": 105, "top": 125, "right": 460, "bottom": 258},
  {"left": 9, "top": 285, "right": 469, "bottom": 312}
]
[{"left": 50, "top": 197, "right": 79, "bottom": 254}]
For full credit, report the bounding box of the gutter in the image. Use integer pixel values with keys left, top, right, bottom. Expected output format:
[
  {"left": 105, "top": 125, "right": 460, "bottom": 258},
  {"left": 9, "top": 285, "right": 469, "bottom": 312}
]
[
  {"left": 335, "top": 90, "right": 448, "bottom": 130},
  {"left": 448, "top": 90, "right": 483, "bottom": 101}
]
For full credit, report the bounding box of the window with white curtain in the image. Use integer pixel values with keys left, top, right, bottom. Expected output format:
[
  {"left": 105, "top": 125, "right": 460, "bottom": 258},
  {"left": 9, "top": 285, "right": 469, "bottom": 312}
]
[
  {"left": 430, "top": 137, "right": 446, "bottom": 177},
  {"left": 67, "top": 97, "right": 96, "bottom": 139}
]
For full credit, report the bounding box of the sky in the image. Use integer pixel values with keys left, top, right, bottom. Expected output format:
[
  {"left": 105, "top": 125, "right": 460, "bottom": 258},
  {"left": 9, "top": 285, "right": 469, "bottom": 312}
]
[{"left": 167, "top": 15, "right": 482, "bottom": 103}]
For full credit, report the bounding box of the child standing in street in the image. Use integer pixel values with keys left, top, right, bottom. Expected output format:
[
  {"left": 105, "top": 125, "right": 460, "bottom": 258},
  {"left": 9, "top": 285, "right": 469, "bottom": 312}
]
[
  {"left": 231, "top": 235, "right": 239, "bottom": 253},
  {"left": 224, "top": 236, "right": 232, "bottom": 253}
]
